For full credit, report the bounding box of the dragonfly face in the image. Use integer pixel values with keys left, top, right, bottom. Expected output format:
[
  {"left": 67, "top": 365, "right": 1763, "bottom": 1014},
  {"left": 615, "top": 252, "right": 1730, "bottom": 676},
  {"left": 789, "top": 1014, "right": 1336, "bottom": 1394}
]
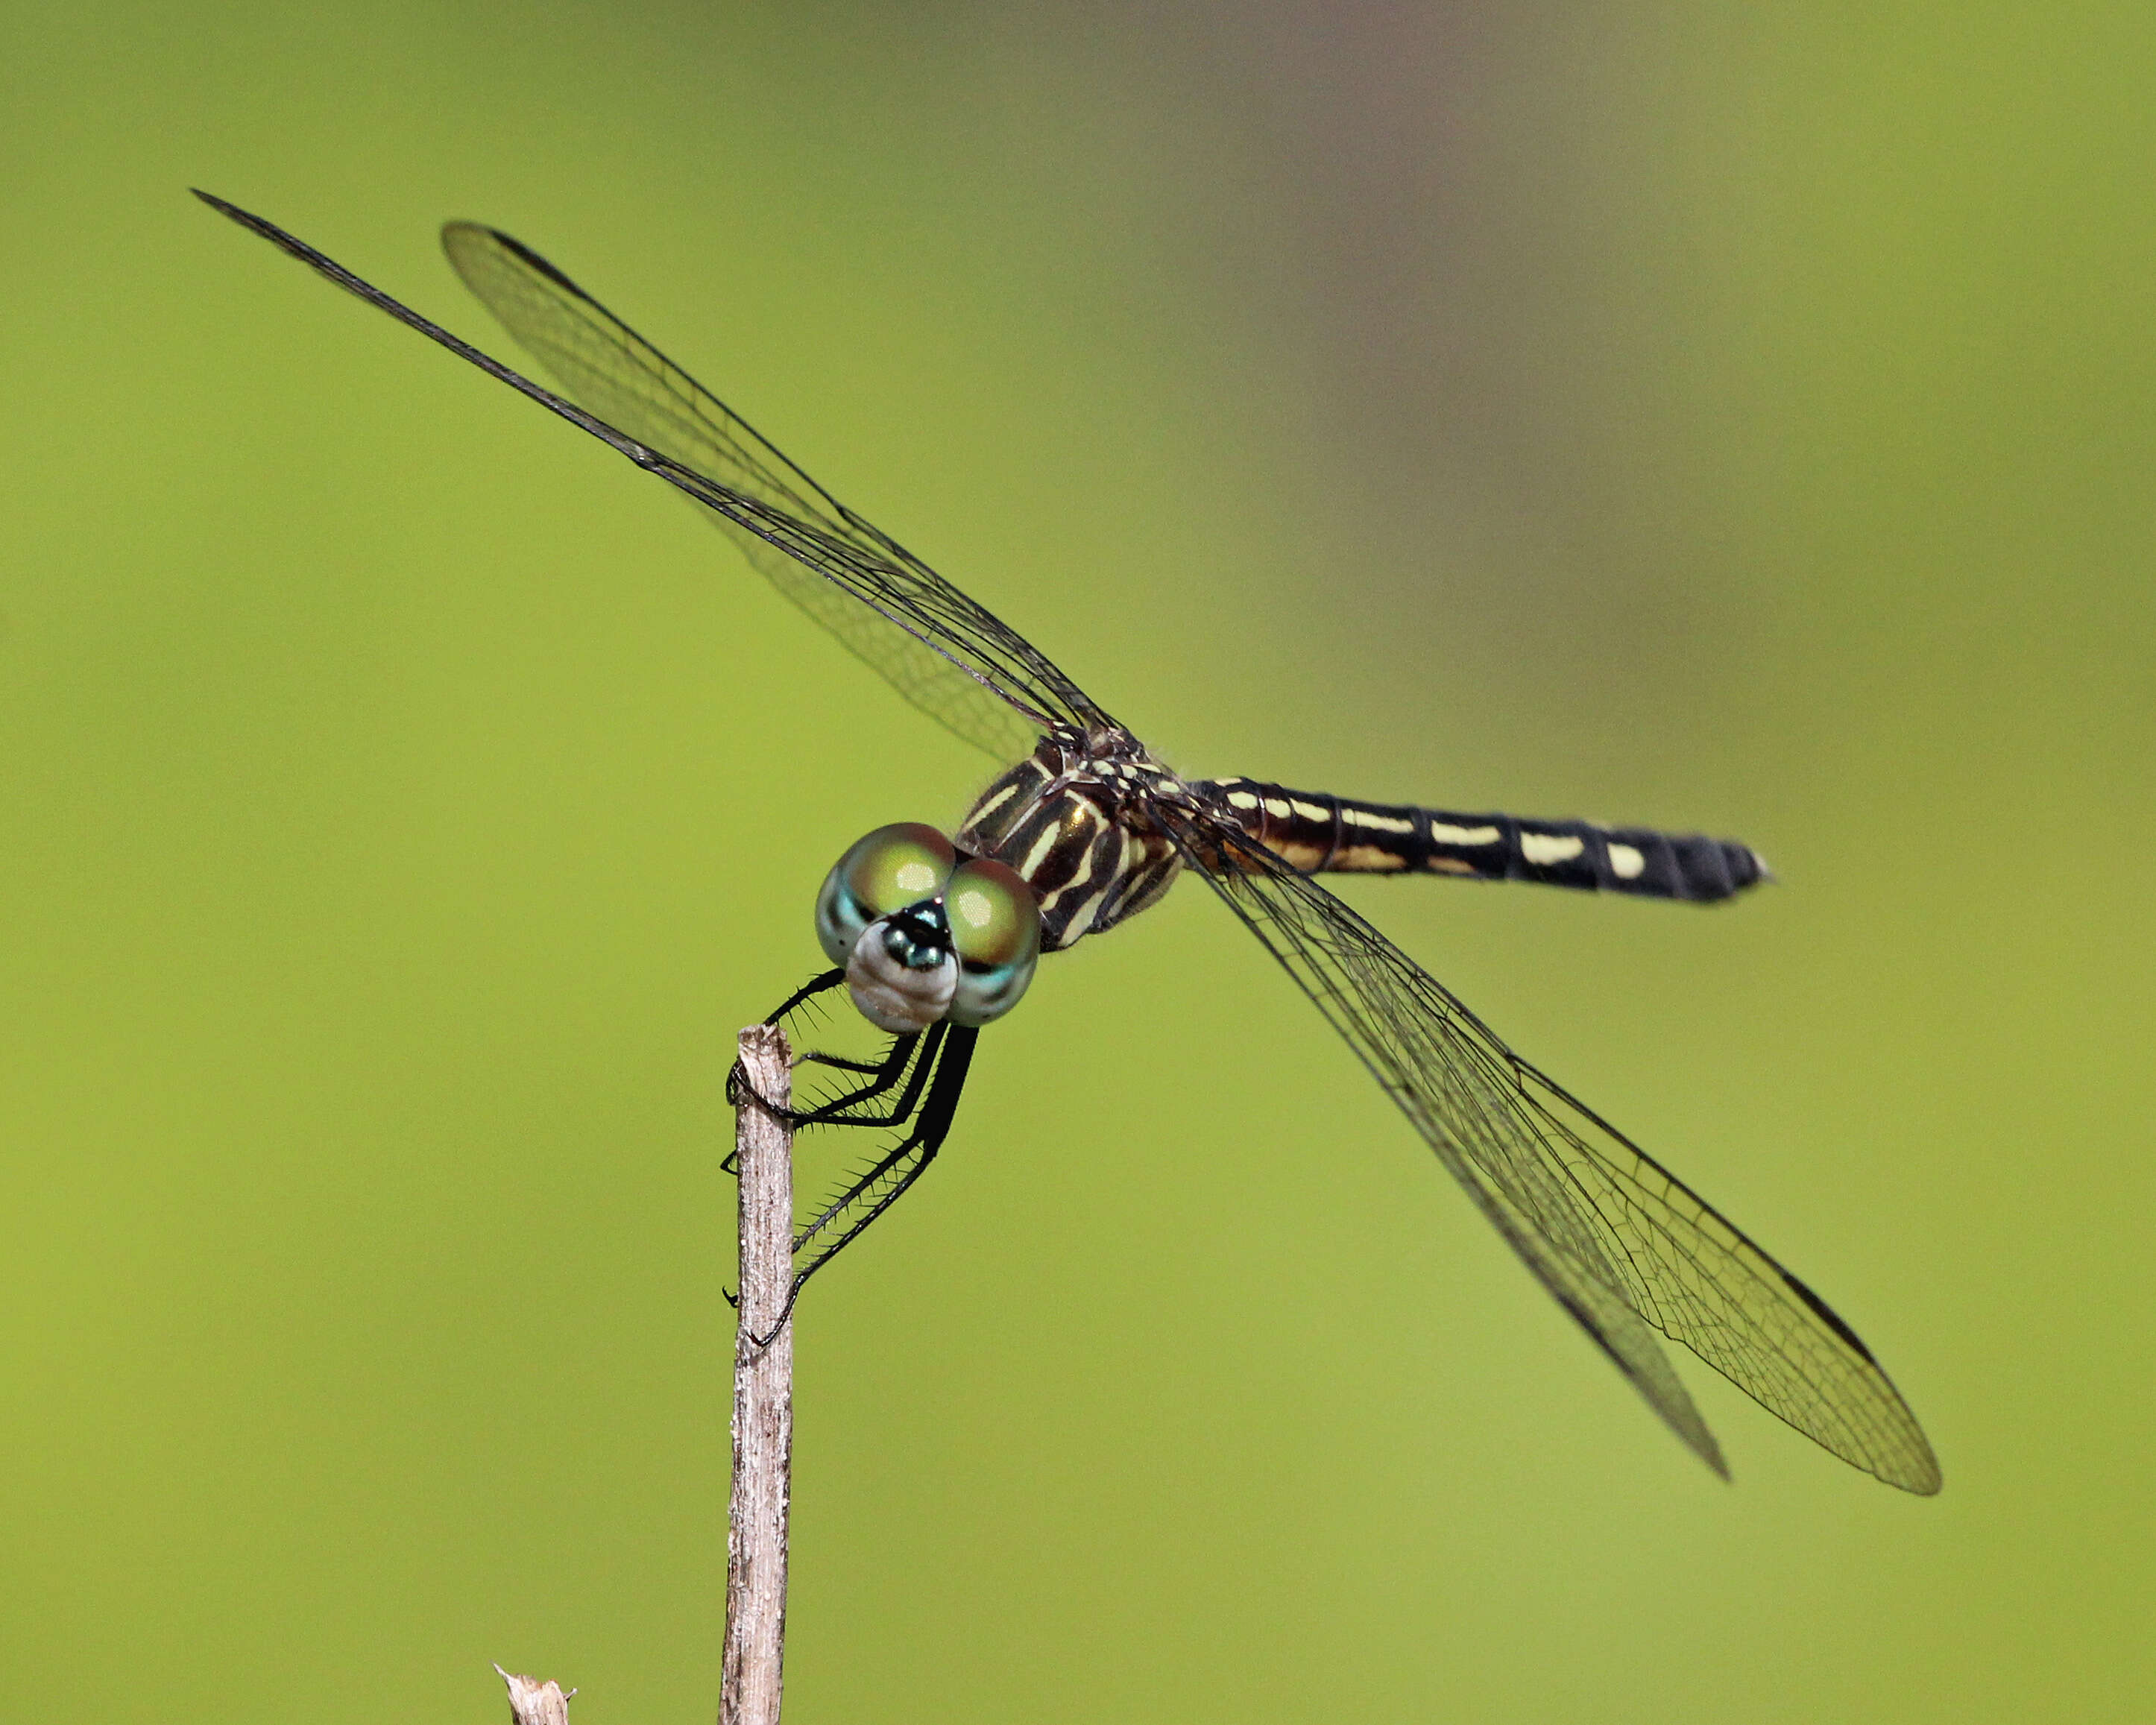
[
  {"left": 197, "top": 192, "right": 1941, "bottom": 1493},
  {"left": 815, "top": 822, "right": 1041, "bottom": 1032}
]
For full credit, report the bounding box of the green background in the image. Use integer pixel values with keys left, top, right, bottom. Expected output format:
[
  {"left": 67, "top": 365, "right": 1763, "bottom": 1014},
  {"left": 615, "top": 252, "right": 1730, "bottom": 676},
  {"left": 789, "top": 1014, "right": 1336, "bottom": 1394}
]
[{"left": 4, "top": 4, "right": 2151, "bottom": 1720}]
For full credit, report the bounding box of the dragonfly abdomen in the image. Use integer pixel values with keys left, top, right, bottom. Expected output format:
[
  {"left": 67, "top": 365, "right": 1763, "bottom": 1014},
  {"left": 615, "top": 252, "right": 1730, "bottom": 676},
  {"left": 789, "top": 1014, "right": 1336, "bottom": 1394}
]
[{"left": 1196, "top": 778, "right": 1768, "bottom": 902}]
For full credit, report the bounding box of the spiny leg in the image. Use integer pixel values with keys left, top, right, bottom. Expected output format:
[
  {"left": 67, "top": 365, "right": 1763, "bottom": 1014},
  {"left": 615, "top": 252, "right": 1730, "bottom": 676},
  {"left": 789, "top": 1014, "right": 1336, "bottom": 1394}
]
[
  {"left": 786, "top": 1027, "right": 940, "bottom": 1128},
  {"left": 725, "top": 968, "right": 927, "bottom": 1150},
  {"left": 725, "top": 967, "right": 846, "bottom": 1140},
  {"left": 745, "top": 1025, "right": 980, "bottom": 1346},
  {"left": 738, "top": 1016, "right": 939, "bottom": 1131},
  {"left": 759, "top": 966, "right": 847, "bottom": 1026},
  {"left": 789, "top": 1026, "right": 954, "bottom": 1255},
  {"left": 792, "top": 1026, "right": 977, "bottom": 1274}
]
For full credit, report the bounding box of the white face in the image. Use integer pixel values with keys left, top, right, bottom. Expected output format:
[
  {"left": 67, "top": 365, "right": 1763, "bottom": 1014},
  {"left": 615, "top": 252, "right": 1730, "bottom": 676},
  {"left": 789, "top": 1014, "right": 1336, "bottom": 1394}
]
[{"left": 842, "top": 918, "right": 958, "bottom": 1034}]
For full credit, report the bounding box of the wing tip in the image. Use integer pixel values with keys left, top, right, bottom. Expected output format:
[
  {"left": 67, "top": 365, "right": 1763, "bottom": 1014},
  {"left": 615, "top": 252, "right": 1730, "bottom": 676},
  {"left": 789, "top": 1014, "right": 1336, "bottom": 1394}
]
[
  {"left": 440, "top": 218, "right": 585, "bottom": 300},
  {"left": 191, "top": 187, "right": 262, "bottom": 233},
  {"left": 1879, "top": 1445, "right": 1945, "bottom": 1496},
  {"left": 1670, "top": 1407, "right": 1731, "bottom": 1481}
]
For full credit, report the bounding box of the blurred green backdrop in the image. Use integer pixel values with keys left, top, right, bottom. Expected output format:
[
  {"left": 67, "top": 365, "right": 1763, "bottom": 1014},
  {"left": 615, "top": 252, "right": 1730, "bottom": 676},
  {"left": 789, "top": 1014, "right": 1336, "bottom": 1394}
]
[{"left": 4, "top": 3, "right": 2152, "bottom": 1721}]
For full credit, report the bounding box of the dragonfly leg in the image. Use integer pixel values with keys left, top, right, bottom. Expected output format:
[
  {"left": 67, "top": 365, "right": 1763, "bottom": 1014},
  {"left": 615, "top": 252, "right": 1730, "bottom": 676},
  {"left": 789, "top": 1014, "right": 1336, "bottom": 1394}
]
[
  {"left": 726, "top": 967, "right": 865, "bottom": 1140},
  {"left": 731, "top": 1027, "right": 936, "bottom": 1141},
  {"left": 743, "top": 1025, "right": 979, "bottom": 1346},
  {"left": 795, "top": 1051, "right": 887, "bottom": 1076},
  {"left": 760, "top": 966, "right": 848, "bottom": 1026},
  {"left": 728, "top": 970, "right": 946, "bottom": 1129},
  {"left": 784, "top": 1030, "right": 942, "bottom": 1127}
]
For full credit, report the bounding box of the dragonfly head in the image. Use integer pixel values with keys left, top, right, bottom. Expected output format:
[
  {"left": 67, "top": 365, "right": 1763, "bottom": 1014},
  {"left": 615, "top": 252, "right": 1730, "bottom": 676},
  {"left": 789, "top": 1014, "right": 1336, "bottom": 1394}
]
[{"left": 815, "top": 822, "right": 1041, "bottom": 1032}]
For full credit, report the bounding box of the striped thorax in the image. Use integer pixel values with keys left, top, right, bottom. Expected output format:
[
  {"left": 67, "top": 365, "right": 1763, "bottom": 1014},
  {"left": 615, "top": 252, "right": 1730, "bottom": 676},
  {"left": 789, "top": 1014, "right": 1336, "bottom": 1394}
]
[{"left": 956, "top": 725, "right": 1190, "bottom": 950}]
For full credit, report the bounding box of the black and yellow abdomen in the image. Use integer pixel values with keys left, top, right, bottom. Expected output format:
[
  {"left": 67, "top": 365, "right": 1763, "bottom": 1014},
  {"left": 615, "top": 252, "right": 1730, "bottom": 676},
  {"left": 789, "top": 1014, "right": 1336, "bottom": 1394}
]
[{"left": 1194, "top": 778, "right": 1768, "bottom": 903}]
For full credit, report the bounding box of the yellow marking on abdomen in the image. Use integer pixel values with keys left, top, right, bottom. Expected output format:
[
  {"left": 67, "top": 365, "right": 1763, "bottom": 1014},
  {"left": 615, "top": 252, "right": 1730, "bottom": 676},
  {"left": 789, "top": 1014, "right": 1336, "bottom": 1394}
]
[
  {"left": 1430, "top": 821, "right": 1501, "bottom": 847},
  {"left": 1270, "top": 840, "right": 1337, "bottom": 870},
  {"left": 1520, "top": 831, "right": 1585, "bottom": 866},
  {"left": 1341, "top": 807, "right": 1414, "bottom": 835},
  {"left": 1331, "top": 843, "right": 1413, "bottom": 871},
  {"left": 1607, "top": 842, "right": 1645, "bottom": 880}
]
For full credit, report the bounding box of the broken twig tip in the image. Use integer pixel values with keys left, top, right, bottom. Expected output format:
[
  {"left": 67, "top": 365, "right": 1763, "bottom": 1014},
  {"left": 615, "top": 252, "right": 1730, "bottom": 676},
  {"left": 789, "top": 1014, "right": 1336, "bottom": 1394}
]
[{"left": 496, "top": 1665, "right": 575, "bottom": 1725}]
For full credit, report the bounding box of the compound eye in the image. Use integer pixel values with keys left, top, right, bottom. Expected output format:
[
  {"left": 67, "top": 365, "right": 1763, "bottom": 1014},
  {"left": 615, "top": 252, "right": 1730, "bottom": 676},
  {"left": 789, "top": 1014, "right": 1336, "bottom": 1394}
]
[
  {"left": 815, "top": 822, "right": 957, "bottom": 966},
  {"left": 945, "top": 857, "right": 1041, "bottom": 1027}
]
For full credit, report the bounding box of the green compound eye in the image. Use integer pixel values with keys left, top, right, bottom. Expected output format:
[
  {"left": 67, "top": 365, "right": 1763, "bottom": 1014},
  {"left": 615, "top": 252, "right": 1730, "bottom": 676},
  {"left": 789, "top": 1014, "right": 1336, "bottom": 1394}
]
[
  {"left": 944, "top": 856, "right": 1041, "bottom": 1027},
  {"left": 815, "top": 823, "right": 957, "bottom": 966}
]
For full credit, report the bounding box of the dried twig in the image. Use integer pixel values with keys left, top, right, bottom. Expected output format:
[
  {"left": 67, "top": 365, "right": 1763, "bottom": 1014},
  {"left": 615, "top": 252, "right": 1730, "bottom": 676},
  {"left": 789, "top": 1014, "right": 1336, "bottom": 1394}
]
[
  {"left": 722, "top": 1024, "right": 795, "bottom": 1725},
  {"left": 496, "top": 1665, "right": 574, "bottom": 1725}
]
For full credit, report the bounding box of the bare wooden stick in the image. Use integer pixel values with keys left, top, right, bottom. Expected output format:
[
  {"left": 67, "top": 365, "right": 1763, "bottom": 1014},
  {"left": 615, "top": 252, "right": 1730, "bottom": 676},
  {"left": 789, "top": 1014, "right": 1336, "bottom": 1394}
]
[
  {"left": 722, "top": 1024, "right": 795, "bottom": 1725},
  {"left": 496, "top": 1665, "right": 574, "bottom": 1725}
]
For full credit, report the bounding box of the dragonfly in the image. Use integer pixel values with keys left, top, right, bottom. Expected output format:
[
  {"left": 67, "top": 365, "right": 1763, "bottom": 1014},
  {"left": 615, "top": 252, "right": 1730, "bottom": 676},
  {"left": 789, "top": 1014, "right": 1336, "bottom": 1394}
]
[{"left": 195, "top": 190, "right": 1941, "bottom": 1495}]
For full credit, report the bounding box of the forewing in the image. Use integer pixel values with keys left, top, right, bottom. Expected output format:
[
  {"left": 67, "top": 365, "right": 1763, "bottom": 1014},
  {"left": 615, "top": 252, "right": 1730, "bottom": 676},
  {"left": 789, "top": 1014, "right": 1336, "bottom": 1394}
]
[
  {"left": 1163, "top": 806, "right": 1941, "bottom": 1492},
  {"left": 440, "top": 223, "right": 1105, "bottom": 760}
]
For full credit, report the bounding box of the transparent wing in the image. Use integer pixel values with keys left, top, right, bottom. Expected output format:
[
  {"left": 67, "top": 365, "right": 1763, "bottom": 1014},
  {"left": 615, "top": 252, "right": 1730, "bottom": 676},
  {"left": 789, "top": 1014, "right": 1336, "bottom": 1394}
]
[
  {"left": 440, "top": 222, "right": 1107, "bottom": 762},
  {"left": 1161, "top": 804, "right": 1942, "bottom": 1492},
  {"left": 194, "top": 192, "right": 1106, "bottom": 762}
]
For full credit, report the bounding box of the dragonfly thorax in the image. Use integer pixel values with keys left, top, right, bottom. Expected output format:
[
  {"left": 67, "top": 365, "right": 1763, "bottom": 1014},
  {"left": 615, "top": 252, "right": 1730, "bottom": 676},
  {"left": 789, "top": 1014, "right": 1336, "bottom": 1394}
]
[{"left": 956, "top": 728, "right": 1190, "bottom": 950}]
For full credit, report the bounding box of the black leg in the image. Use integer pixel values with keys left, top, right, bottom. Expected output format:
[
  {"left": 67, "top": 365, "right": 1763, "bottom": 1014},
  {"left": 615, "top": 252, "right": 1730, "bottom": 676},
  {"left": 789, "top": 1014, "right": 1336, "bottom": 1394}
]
[
  {"left": 728, "top": 968, "right": 951, "bottom": 1129},
  {"left": 792, "top": 1026, "right": 977, "bottom": 1279},
  {"left": 786, "top": 1030, "right": 934, "bottom": 1126},
  {"left": 723, "top": 968, "right": 894, "bottom": 1148},
  {"left": 727, "top": 967, "right": 936, "bottom": 1124},
  {"left": 789, "top": 1027, "right": 951, "bottom": 1246},
  {"left": 744, "top": 1025, "right": 980, "bottom": 1346},
  {"left": 796, "top": 1051, "right": 888, "bottom": 1075},
  {"left": 725, "top": 968, "right": 847, "bottom": 1142},
  {"left": 733, "top": 1024, "right": 936, "bottom": 1134},
  {"left": 762, "top": 967, "right": 846, "bottom": 1025}
]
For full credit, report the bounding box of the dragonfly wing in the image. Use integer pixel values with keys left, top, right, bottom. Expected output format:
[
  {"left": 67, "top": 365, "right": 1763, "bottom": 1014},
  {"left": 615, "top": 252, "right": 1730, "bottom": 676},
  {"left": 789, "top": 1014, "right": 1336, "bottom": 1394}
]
[
  {"left": 192, "top": 195, "right": 1101, "bottom": 761},
  {"left": 438, "top": 223, "right": 1107, "bottom": 762},
  {"left": 1163, "top": 805, "right": 1941, "bottom": 1492}
]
